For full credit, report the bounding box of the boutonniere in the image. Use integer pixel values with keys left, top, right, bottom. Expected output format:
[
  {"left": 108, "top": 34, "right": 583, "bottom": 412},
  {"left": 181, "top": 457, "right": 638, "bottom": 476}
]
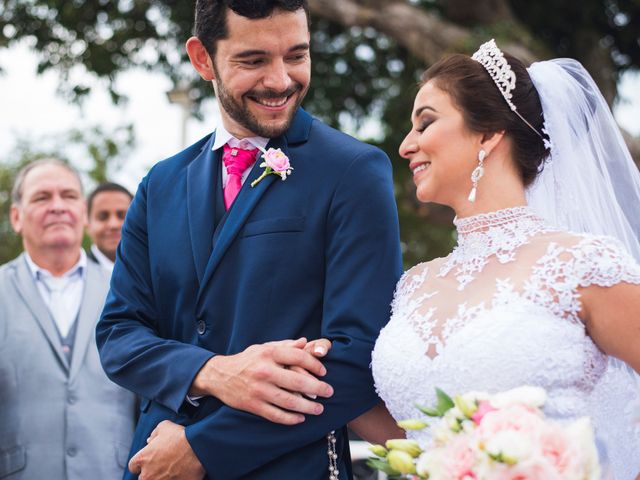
[{"left": 250, "top": 147, "right": 293, "bottom": 187}]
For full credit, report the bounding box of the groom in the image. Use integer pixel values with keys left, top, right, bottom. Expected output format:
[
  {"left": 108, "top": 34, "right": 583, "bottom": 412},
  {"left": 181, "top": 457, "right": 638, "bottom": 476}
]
[{"left": 96, "top": 1, "right": 402, "bottom": 478}]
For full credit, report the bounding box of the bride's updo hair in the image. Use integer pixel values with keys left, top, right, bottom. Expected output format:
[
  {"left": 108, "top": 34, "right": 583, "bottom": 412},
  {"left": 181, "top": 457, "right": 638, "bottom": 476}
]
[{"left": 421, "top": 53, "right": 549, "bottom": 187}]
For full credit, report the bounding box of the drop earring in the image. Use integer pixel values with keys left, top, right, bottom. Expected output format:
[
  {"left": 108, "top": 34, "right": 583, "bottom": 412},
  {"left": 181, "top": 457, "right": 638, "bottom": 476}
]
[{"left": 468, "top": 149, "right": 486, "bottom": 202}]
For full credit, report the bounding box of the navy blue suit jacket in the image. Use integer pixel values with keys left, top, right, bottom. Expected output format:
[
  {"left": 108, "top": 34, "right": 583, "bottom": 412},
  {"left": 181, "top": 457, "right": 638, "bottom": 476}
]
[{"left": 96, "top": 109, "right": 402, "bottom": 479}]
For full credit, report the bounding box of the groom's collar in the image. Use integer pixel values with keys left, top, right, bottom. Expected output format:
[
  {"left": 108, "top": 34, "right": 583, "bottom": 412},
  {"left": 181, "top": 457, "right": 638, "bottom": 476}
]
[
  {"left": 210, "top": 108, "right": 313, "bottom": 151},
  {"left": 211, "top": 123, "right": 268, "bottom": 152}
]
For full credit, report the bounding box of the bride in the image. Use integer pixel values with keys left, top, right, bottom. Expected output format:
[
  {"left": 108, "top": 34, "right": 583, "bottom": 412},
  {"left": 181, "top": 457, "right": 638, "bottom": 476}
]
[{"left": 354, "top": 40, "right": 640, "bottom": 479}]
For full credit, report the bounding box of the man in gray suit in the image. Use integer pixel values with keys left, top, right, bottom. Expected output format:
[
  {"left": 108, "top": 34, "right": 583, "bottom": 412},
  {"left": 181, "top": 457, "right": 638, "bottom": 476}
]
[{"left": 0, "top": 159, "right": 136, "bottom": 479}]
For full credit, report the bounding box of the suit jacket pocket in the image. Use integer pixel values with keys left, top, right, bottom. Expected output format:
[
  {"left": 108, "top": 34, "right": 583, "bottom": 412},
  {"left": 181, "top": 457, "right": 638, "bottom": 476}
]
[
  {"left": 241, "top": 217, "right": 305, "bottom": 237},
  {"left": 0, "top": 445, "right": 26, "bottom": 478}
]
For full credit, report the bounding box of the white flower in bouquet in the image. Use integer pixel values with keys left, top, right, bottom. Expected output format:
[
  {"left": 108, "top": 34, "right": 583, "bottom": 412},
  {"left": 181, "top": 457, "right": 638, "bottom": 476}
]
[
  {"left": 484, "top": 429, "right": 534, "bottom": 464},
  {"left": 563, "top": 417, "right": 601, "bottom": 480},
  {"left": 415, "top": 448, "right": 452, "bottom": 480},
  {"left": 489, "top": 385, "right": 547, "bottom": 410},
  {"left": 431, "top": 406, "right": 467, "bottom": 444},
  {"left": 458, "top": 390, "right": 491, "bottom": 408}
]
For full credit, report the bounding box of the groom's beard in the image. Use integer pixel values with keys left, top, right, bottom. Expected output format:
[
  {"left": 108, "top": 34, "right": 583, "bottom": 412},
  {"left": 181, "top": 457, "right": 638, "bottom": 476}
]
[{"left": 214, "top": 76, "right": 308, "bottom": 139}]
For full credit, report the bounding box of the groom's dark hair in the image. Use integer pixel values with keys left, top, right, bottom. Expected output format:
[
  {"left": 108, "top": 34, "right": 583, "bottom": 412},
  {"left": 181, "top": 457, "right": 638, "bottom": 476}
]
[{"left": 194, "top": 0, "right": 310, "bottom": 57}]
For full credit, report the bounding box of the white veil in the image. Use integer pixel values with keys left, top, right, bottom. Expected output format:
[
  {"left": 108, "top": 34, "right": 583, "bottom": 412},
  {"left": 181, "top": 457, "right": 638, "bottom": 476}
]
[
  {"left": 526, "top": 59, "right": 640, "bottom": 477},
  {"left": 526, "top": 59, "right": 640, "bottom": 261}
]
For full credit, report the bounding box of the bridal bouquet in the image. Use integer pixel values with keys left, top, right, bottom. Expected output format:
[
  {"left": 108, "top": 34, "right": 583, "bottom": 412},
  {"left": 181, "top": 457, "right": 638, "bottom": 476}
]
[{"left": 368, "top": 386, "right": 601, "bottom": 479}]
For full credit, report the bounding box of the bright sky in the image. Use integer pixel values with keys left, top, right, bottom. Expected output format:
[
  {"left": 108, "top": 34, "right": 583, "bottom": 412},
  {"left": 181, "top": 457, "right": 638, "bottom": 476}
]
[
  {"left": 0, "top": 43, "right": 221, "bottom": 193},
  {"left": 1, "top": 42, "right": 639, "bottom": 194}
]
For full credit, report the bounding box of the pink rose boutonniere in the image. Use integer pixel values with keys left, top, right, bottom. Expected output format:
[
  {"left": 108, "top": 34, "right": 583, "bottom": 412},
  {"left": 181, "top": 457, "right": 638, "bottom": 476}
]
[{"left": 250, "top": 147, "right": 293, "bottom": 187}]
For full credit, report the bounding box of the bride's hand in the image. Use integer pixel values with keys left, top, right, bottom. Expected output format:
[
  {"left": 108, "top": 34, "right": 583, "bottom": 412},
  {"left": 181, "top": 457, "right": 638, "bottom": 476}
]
[
  {"left": 303, "top": 338, "right": 332, "bottom": 358},
  {"left": 289, "top": 338, "right": 332, "bottom": 398}
]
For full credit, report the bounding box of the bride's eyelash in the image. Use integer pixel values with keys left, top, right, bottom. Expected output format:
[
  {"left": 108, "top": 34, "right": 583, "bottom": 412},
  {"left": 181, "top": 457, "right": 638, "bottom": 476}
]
[{"left": 416, "top": 120, "right": 433, "bottom": 133}]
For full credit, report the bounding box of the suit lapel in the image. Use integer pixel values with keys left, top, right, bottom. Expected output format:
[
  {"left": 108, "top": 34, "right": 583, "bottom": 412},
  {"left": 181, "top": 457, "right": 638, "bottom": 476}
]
[
  {"left": 196, "top": 141, "right": 282, "bottom": 304},
  {"left": 196, "top": 109, "right": 313, "bottom": 303},
  {"left": 187, "top": 134, "right": 219, "bottom": 284},
  {"left": 69, "top": 262, "right": 107, "bottom": 382},
  {"left": 11, "top": 254, "right": 69, "bottom": 372}
]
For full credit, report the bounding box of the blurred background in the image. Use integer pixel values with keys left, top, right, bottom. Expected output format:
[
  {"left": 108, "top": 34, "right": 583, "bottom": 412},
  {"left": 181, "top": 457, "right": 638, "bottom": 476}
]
[{"left": 1, "top": 0, "right": 639, "bottom": 267}]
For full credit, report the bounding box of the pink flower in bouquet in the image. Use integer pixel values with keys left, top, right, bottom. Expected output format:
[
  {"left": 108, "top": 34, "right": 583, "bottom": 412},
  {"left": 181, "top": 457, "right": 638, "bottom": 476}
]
[
  {"left": 471, "top": 401, "right": 497, "bottom": 425},
  {"left": 543, "top": 417, "right": 600, "bottom": 479},
  {"left": 263, "top": 148, "right": 290, "bottom": 173},
  {"left": 477, "top": 404, "right": 544, "bottom": 443},
  {"left": 443, "top": 434, "right": 477, "bottom": 479},
  {"left": 538, "top": 424, "right": 576, "bottom": 475},
  {"left": 417, "top": 434, "right": 477, "bottom": 480},
  {"left": 489, "top": 460, "right": 559, "bottom": 480}
]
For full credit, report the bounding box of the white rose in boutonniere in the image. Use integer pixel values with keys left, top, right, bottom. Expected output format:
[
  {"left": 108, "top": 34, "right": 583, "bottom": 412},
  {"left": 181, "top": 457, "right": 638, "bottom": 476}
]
[{"left": 250, "top": 147, "right": 293, "bottom": 187}]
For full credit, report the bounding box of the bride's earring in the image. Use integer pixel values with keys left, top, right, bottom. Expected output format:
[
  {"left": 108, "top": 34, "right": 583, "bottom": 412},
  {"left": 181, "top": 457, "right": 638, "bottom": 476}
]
[{"left": 468, "top": 149, "right": 486, "bottom": 202}]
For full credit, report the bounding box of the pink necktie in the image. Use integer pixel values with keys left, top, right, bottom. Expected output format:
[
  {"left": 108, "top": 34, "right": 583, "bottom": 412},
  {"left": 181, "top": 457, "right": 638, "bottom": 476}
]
[{"left": 222, "top": 144, "right": 258, "bottom": 209}]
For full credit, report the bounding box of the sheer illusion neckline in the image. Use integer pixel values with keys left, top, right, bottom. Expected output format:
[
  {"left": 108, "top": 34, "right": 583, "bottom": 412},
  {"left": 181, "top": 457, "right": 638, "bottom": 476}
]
[{"left": 441, "top": 206, "right": 555, "bottom": 290}]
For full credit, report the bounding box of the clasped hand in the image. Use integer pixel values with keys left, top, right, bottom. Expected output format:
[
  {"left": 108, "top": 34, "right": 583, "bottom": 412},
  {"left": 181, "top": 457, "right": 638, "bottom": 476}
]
[
  {"left": 190, "top": 337, "right": 334, "bottom": 424},
  {"left": 128, "top": 420, "right": 204, "bottom": 480},
  {"left": 129, "top": 338, "right": 332, "bottom": 479}
]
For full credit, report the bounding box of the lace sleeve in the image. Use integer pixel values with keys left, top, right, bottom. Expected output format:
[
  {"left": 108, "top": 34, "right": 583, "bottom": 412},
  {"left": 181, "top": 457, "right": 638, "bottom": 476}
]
[
  {"left": 570, "top": 235, "right": 640, "bottom": 288},
  {"left": 390, "top": 263, "right": 428, "bottom": 314}
]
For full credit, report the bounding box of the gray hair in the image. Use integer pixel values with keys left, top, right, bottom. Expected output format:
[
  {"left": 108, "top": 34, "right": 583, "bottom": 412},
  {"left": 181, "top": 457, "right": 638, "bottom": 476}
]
[{"left": 11, "top": 159, "right": 84, "bottom": 205}]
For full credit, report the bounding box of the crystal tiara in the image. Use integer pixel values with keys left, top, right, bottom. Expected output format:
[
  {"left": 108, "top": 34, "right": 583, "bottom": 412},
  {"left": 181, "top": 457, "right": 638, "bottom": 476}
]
[{"left": 472, "top": 39, "right": 543, "bottom": 139}]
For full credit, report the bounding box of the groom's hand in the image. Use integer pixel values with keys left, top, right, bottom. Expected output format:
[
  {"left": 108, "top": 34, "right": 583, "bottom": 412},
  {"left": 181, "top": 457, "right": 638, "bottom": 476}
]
[
  {"left": 128, "top": 420, "right": 204, "bottom": 480},
  {"left": 189, "top": 338, "right": 334, "bottom": 425}
]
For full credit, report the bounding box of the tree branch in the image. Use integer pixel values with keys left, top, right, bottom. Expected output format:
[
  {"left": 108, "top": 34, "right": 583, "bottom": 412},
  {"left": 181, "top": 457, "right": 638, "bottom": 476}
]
[
  {"left": 308, "top": 0, "right": 538, "bottom": 65},
  {"left": 308, "top": 0, "right": 639, "bottom": 166}
]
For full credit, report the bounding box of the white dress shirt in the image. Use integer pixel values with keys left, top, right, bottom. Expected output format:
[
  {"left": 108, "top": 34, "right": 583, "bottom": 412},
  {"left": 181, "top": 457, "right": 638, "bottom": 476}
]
[
  {"left": 211, "top": 124, "right": 269, "bottom": 187},
  {"left": 90, "top": 244, "right": 115, "bottom": 273},
  {"left": 24, "top": 250, "right": 86, "bottom": 338}
]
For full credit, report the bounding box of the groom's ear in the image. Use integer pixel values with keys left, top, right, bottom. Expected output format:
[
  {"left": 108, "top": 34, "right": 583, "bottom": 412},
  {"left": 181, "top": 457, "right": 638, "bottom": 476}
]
[{"left": 186, "top": 36, "right": 216, "bottom": 81}]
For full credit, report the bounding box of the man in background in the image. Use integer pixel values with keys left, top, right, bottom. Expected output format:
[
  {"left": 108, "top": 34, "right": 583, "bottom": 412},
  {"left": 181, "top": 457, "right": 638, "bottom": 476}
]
[
  {"left": 0, "top": 159, "right": 136, "bottom": 480},
  {"left": 86, "top": 182, "right": 133, "bottom": 272}
]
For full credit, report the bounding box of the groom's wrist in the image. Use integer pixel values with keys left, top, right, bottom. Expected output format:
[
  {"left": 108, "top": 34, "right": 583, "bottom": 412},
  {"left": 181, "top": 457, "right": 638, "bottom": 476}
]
[{"left": 189, "top": 355, "right": 223, "bottom": 398}]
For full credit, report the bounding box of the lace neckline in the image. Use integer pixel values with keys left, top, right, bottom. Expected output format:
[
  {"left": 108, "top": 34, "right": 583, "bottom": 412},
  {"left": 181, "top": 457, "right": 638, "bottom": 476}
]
[
  {"left": 441, "top": 206, "right": 555, "bottom": 290},
  {"left": 454, "top": 206, "right": 538, "bottom": 235}
]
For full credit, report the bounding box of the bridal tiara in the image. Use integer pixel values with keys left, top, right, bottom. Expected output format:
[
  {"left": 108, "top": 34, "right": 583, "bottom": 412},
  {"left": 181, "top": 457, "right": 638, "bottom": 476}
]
[{"left": 472, "top": 39, "right": 544, "bottom": 139}]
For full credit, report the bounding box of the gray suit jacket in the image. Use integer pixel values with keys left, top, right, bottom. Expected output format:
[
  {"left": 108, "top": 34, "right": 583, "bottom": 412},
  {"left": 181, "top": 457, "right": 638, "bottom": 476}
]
[{"left": 0, "top": 253, "right": 136, "bottom": 479}]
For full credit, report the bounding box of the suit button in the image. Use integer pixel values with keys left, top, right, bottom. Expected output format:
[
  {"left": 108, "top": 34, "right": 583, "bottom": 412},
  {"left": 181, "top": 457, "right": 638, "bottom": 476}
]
[
  {"left": 197, "top": 320, "right": 206, "bottom": 335},
  {"left": 67, "top": 447, "right": 77, "bottom": 457}
]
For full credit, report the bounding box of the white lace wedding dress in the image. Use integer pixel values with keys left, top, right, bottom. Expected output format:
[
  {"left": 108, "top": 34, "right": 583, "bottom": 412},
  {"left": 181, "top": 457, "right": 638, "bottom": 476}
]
[{"left": 372, "top": 206, "right": 640, "bottom": 479}]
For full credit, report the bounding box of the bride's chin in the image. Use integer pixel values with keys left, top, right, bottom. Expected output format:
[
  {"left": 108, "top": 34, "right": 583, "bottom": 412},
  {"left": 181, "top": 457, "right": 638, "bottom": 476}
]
[{"left": 415, "top": 186, "right": 436, "bottom": 204}]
